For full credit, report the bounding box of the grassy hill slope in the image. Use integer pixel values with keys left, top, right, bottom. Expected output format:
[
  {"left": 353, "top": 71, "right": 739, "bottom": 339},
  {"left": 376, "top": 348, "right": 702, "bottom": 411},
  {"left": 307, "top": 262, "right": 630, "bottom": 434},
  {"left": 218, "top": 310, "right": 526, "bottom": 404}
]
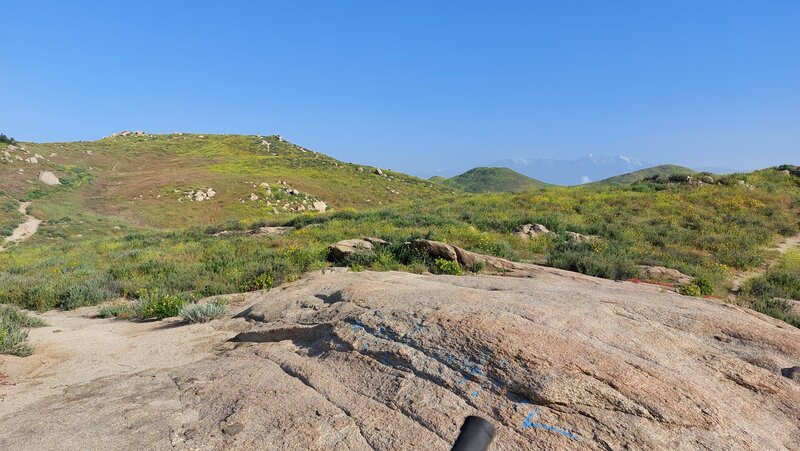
[
  {"left": 591, "top": 164, "right": 696, "bottom": 185},
  {"left": 1, "top": 134, "right": 799, "bottom": 329},
  {"left": 438, "top": 167, "right": 549, "bottom": 192},
  {"left": 0, "top": 134, "right": 447, "bottom": 229}
]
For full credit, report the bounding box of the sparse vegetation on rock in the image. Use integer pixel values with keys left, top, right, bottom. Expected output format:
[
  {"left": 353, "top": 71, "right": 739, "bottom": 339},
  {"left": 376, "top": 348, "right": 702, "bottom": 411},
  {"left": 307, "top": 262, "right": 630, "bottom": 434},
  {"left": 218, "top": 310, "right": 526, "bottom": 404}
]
[{"left": 179, "top": 298, "right": 227, "bottom": 323}]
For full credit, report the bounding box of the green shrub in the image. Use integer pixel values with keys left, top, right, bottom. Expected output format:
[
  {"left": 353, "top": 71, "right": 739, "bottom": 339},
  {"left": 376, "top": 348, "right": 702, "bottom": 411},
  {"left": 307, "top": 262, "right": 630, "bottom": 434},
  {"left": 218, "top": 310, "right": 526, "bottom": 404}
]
[
  {"left": 679, "top": 283, "right": 702, "bottom": 297},
  {"left": 179, "top": 299, "right": 227, "bottom": 323},
  {"left": 97, "top": 303, "right": 133, "bottom": 319},
  {"left": 343, "top": 250, "right": 377, "bottom": 267},
  {"left": 690, "top": 277, "right": 714, "bottom": 295},
  {"left": 749, "top": 297, "right": 800, "bottom": 328},
  {"left": 0, "top": 304, "right": 46, "bottom": 356},
  {"left": 547, "top": 242, "right": 639, "bottom": 280},
  {"left": 466, "top": 261, "right": 485, "bottom": 273},
  {"left": 1, "top": 304, "right": 47, "bottom": 328},
  {"left": 0, "top": 324, "right": 33, "bottom": 356},
  {"left": 133, "top": 290, "right": 190, "bottom": 320},
  {"left": 246, "top": 272, "right": 275, "bottom": 291},
  {"left": 58, "top": 276, "right": 118, "bottom": 310},
  {"left": 348, "top": 262, "right": 365, "bottom": 272},
  {"left": 433, "top": 258, "right": 462, "bottom": 275}
]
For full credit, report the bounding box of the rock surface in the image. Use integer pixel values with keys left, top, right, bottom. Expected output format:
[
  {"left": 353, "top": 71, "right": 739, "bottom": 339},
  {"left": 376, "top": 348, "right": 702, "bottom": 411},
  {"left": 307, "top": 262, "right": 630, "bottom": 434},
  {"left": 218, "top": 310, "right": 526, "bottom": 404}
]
[
  {"left": 328, "top": 239, "right": 375, "bottom": 261},
  {"left": 1, "top": 269, "right": 799, "bottom": 450},
  {"left": 639, "top": 265, "right": 693, "bottom": 285},
  {"left": 38, "top": 171, "right": 60, "bottom": 186},
  {"left": 516, "top": 223, "right": 553, "bottom": 239}
]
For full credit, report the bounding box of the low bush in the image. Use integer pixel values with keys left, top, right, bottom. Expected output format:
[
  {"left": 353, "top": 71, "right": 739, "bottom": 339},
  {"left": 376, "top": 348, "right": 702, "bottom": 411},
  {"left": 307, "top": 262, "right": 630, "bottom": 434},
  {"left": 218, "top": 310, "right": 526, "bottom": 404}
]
[
  {"left": 246, "top": 272, "right": 275, "bottom": 291},
  {"left": 679, "top": 277, "right": 714, "bottom": 297},
  {"left": 679, "top": 283, "right": 702, "bottom": 297},
  {"left": 133, "top": 290, "right": 191, "bottom": 320},
  {"left": 0, "top": 304, "right": 46, "bottom": 356},
  {"left": 58, "top": 276, "right": 118, "bottom": 310},
  {"left": 433, "top": 258, "right": 463, "bottom": 275},
  {"left": 97, "top": 303, "right": 133, "bottom": 319},
  {"left": 179, "top": 298, "right": 227, "bottom": 323},
  {"left": 749, "top": 297, "right": 800, "bottom": 328}
]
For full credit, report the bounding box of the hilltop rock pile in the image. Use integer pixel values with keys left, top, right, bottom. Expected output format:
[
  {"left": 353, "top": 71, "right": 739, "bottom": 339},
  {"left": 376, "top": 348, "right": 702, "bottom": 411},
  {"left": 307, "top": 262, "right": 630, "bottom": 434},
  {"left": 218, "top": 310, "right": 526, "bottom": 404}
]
[{"left": 110, "top": 130, "right": 146, "bottom": 137}]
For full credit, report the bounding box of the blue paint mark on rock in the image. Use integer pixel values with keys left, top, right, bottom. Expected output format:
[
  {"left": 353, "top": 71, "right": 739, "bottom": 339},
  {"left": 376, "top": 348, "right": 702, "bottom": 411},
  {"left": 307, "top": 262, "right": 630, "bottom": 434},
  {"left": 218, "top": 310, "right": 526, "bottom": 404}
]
[
  {"left": 522, "top": 409, "right": 579, "bottom": 441},
  {"left": 471, "top": 390, "right": 479, "bottom": 398}
]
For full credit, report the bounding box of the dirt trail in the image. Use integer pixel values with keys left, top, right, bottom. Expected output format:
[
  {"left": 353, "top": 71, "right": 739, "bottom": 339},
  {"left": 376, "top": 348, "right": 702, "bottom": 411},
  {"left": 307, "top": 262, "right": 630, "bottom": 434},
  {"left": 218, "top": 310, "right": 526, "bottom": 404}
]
[
  {"left": 0, "top": 201, "right": 41, "bottom": 252},
  {"left": 730, "top": 232, "right": 800, "bottom": 293},
  {"left": 0, "top": 303, "right": 240, "bottom": 415}
]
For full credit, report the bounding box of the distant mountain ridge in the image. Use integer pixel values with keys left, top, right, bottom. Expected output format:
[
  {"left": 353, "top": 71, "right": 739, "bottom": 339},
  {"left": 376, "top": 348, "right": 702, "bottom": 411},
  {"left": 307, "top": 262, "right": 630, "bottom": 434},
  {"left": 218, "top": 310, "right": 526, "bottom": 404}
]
[
  {"left": 432, "top": 167, "right": 548, "bottom": 193},
  {"left": 493, "top": 154, "right": 651, "bottom": 185}
]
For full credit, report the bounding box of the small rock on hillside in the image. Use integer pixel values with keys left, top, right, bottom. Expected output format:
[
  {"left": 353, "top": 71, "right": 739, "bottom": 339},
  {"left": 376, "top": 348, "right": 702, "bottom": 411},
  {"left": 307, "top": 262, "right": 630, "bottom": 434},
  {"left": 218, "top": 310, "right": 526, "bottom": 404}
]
[
  {"left": 38, "top": 171, "right": 61, "bottom": 186},
  {"left": 328, "top": 239, "right": 375, "bottom": 261},
  {"left": 638, "top": 265, "right": 693, "bottom": 285},
  {"left": 516, "top": 223, "right": 553, "bottom": 239}
]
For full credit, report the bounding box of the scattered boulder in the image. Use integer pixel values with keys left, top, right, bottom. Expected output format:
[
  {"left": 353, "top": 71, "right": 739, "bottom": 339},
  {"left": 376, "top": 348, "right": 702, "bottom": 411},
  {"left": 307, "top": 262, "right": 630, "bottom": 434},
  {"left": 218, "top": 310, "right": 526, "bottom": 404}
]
[
  {"left": 565, "top": 231, "right": 596, "bottom": 243},
  {"left": 363, "top": 237, "right": 388, "bottom": 246},
  {"left": 781, "top": 170, "right": 791, "bottom": 176},
  {"left": 312, "top": 201, "right": 328, "bottom": 212},
  {"left": 357, "top": 167, "right": 364, "bottom": 172},
  {"left": 374, "top": 168, "right": 386, "bottom": 177},
  {"left": 700, "top": 175, "right": 715, "bottom": 184},
  {"left": 411, "top": 239, "right": 458, "bottom": 261},
  {"left": 638, "top": 265, "right": 693, "bottom": 285},
  {"left": 38, "top": 171, "right": 61, "bottom": 186},
  {"left": 411, "top": 239, "right": 524, "bottom": 274},
  {"left": 516, "top": 223, "right": 553, "bottom": 239},
  {"left": 249, "top": 193, "right": 259, "bottom": 202},
  {"left": 328, "top": 239, "right": 375, "bottom": 262},
  {"left": 24, "top": 157, "right": 38, "bottom": 164}
]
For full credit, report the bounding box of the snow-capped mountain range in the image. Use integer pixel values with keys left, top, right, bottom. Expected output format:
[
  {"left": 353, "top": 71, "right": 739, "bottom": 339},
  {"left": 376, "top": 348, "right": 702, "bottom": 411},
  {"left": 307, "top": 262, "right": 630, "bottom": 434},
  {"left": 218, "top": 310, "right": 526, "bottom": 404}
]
[{"left": 493, "top": 154, "right": 651, "bottom": 185}]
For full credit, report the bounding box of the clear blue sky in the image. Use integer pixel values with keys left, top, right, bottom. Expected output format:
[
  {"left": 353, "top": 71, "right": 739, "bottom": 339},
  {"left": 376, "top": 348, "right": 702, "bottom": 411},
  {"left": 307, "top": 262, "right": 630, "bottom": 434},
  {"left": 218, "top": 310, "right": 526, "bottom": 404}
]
[{"left": 2, "top": 1, "right": 798, "bottom": 176}]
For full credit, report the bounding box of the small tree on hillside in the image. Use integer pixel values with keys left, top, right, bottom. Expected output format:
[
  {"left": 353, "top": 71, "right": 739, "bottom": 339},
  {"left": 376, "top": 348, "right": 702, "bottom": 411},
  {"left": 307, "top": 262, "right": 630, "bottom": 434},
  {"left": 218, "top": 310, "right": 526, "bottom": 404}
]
[{"left": 0, "top": 134, "right": 17, "bottom": 145}]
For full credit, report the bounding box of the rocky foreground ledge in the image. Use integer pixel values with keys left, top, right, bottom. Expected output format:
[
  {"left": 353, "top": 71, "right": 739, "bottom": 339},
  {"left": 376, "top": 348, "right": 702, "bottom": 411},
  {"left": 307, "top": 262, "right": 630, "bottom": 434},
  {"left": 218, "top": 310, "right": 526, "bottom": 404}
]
[{"left": 1, "top": 268, "right": 798, "bottom": 450}]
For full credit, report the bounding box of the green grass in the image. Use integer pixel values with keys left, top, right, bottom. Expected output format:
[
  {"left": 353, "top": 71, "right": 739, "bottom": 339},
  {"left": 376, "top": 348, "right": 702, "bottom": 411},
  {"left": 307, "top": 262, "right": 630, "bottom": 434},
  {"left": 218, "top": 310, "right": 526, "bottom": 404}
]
[
  {"left": 436, "top": 167, "right": 550, "bottom": 193},
  {"left": 740, "top": 249, "right": 800, "bottom": 327},
  {"left": 1, "top": 133, "right": 799, "bottom": 329},
  {"left": 590, "top": 164, "right": 697, "bottom": 185},
  {"left": 0, "top": 194, "right": 22, "bottom": 238}
]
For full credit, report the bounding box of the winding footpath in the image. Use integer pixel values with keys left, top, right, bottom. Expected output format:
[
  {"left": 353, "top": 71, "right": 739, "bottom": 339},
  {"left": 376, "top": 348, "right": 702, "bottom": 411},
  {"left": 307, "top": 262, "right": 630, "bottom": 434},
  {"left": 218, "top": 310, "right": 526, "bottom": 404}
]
[
  {"left": 0, "top": 202, "right": 41, "bottom": 252},
  {"left": 729, "top": 232, "right": 800, "bottom": 293}
]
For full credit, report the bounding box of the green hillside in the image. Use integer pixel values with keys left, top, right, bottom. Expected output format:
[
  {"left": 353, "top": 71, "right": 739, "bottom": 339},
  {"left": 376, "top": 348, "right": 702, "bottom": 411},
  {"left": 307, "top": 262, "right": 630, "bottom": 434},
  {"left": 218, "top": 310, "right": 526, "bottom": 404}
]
[
  {"left": 591, "top": 164, "right": 696, "bottom": 185},
  {"left": 1, "top": 134, "right": 799, "bottom": 331},
  {"left": 440, "top": 167, "right": 549, "bottom": 192},
  {"left": 0, "top": 134, "right": 447, "bottom": 229}
]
